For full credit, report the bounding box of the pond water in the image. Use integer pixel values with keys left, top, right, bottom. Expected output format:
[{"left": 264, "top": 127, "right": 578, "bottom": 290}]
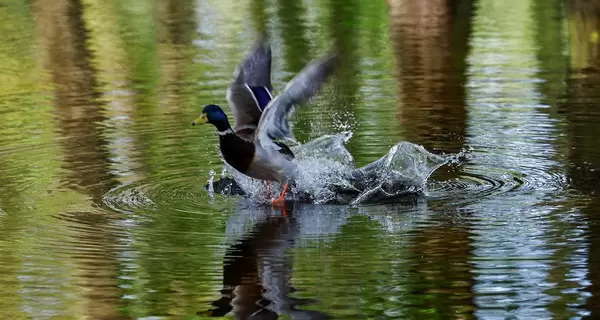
[{"left": 1, "top": 0, "right": 600, "bottom": 319}]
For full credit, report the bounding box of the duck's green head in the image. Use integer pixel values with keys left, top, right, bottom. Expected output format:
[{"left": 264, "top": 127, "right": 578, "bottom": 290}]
[{"left": 192, "top": 104, "right": 231, "bottom": 132}]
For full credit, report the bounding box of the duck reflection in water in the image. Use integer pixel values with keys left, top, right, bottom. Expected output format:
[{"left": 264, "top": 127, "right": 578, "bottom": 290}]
[{"left": 202, "top": 203, "right": 330, "bottom": 319}]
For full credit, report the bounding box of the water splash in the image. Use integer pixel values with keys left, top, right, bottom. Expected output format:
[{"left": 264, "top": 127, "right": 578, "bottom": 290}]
[
  {"left": 207, "top": 169, "right": 215, "bottom": 200},
  {"left": 347, "top": 142, "right": 448, "bottom": 205},
  {"left": 212, "top": 134, "right": 449, "bottom": 205}
]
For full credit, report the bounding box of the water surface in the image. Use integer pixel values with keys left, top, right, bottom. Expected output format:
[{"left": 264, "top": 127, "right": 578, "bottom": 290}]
[{"left": 1, "top": 0, "right": 600, "bottom": 319}]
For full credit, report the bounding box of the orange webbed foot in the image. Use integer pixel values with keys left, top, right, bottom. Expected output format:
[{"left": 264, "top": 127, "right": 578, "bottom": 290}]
[{"left": 271, "top": 183, "right": 289, "bottom": 207}]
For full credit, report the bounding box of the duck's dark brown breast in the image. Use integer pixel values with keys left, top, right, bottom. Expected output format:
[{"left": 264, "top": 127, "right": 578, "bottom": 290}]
[{"left": 219, "top": 134, "right": 255, "bottom": 173}]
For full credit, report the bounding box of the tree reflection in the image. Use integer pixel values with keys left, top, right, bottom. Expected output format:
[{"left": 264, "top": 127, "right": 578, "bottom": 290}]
[
  {"left": 32, "top": 0, "right": 125, "bottom": 318},
  {"left": 34, "top": 0, "right": 113, "bottom": 195},
  {"left": 564, "top": 2, "right": 600, "bottom": 317},
  {"left": 275, "top": 0, "right": 311, "bottom": 73},
  {"left": 251, "top": 0, "right": 268, "bottom": 35},
  {"left": 532, "top": 0, "right": 569, "bottom": 112},
  {"left": 326, "top": 0, "right": 362, "bottom": 152},
  {"left": 566, "top": 0, "right": 600, "bottom": 72},
  {"left": 156, "top": 0, "right": 198, "bottom": 113},
  {"left": 388, "top": 0, "right": 475, "bottom": 154},
  {"left": 387, "top": 3, "right": 477, "bottom": 317}
]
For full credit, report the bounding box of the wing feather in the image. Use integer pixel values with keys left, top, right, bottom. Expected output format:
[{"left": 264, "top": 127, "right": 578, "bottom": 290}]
[
  {"left": 227, "top": 36, "right": 273, "bottom": 133},
  {"left": 255, "top": 52, "right": 339, "bottom": 151}
]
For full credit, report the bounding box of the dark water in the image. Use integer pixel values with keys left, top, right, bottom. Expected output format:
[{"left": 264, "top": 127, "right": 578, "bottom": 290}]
[{"left": 1, "top": 0, "right": 600, "bottom": 319}]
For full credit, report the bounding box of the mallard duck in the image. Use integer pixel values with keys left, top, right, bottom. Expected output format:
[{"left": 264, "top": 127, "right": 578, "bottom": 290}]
[{"left": 192, "top": 40, "right": 338, "bottom": 205}]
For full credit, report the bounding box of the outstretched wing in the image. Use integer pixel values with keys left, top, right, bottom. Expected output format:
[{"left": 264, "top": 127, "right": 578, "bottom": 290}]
[
  {"left": 255, "top": 52, "right": 339, "bottom": 152},
  {"left": 227, "top": 36, "right": 274, "bottom": 133}
]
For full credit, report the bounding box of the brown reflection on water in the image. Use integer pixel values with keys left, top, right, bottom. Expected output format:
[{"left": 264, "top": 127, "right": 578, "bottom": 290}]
[
  {"left": 157, "top": 0, "right": 196, "bottom": 47},
  {"left": 33, "top": 0, "right": 113, "bottom": 196},
  {"left": 156, "top": 0, "right": 198, "bottom": 112},
  {"left": 564, "top": 3, "right": 600, "bottom": 194},
  {"left": 565, "top": 2, "right": 600, "bottom": 317},
  {"left": 566, "top": 0, "right": 600, "bottom": 72},
  {"left": 33, "top": 0, "right": 125, "bottom": 318},
  {"left": 388, "top": 4, "right": 476, "bottom": 314},
  {"left": 34, "top": 0, "right": 98, "bottom": 108},
  {"left": 388, "top": 0, "right": 474, "bottom": 154},
  {"left": 204, "top": 207, "right": 328, "bottom": 319}
]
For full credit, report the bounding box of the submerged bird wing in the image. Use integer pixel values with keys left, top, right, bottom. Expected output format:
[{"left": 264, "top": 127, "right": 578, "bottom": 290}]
[
  {"left": 254, "top": 52, "right": 339, "bottom": 154},
  {"left": 227, "top": 36, "right": 274, "bottom": 135}
]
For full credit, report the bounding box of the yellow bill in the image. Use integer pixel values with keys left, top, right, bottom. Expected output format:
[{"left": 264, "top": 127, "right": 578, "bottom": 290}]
[{"left": 192, "top": 113, "right": 208, "bottom": 125}]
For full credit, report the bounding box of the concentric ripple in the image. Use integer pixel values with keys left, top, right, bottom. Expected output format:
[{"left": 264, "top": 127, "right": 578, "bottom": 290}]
[
  {"left": 102, "top": 173, "right": 216, "bottom": 214},
  {"left": 426, "top": 150, "right": 569, "bottom": 204},
  {"left": 101, "top": 141, "right": 570, "bottom": 210},
  {"left": 103, "top": 138, "right": 570, "bottom": 210},
  {"left": 429, "top": 170, "right": 517, "bottom": 197}
]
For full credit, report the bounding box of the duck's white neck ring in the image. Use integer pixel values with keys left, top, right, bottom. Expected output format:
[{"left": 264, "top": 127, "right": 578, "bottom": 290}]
[{"left": 217, "top": 128, "right": 234, "bottom": 136}]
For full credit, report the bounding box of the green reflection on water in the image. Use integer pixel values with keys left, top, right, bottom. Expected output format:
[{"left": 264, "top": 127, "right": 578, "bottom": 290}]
[{"left": 0, "top": 0, "right": 600, "bottom": 319}]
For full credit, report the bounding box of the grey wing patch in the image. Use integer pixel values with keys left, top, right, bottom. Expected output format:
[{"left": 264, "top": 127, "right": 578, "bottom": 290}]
[
  {"left": 227, "top": 84, "right": 261, "bottom": 133},
  {"left": 228, "top": 36, "right": 273, "bottom": 133},
  {"left": 255, "top": 51, "right": 339, "bottom": 152},
  {"left": 231, "top": 36, "right": 272, "bottom": 89}
]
